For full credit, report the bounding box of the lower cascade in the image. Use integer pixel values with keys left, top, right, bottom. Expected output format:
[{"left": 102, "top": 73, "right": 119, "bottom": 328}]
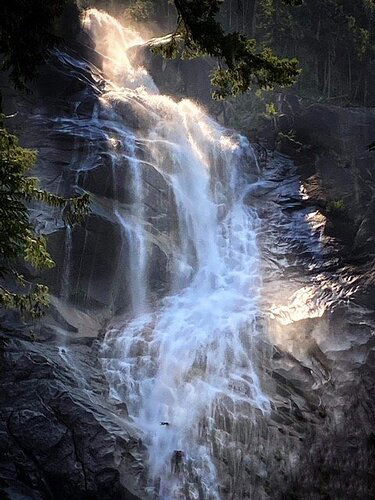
[{"left": 82, "top": 8, "right": 269, "bottom": 498}]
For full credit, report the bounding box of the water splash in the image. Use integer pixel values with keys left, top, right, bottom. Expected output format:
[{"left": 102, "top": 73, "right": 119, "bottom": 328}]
[
  {"left": 116, "top": 140, "right": 149, "bottom": 315},
  {"left": 83, "top": 8, "right": 269, "bottom": 498}
]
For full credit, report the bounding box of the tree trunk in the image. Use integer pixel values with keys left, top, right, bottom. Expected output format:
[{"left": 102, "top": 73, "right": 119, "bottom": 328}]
[{"left": 251, "top": 0, "right": 258, "bottom": 37}]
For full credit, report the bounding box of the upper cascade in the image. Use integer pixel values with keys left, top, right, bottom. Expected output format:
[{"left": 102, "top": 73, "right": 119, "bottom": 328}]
[{"left": 83, "top": 8, "right": 157, "bottom": 91}]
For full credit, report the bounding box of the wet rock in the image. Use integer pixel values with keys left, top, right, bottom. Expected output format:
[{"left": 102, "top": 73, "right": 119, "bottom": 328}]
[
  {"left": 269, "top": 94, "right": 375, "bottom": 251},
  {"left": 0, "top": 328, "right": 146, "bottom": 500}
]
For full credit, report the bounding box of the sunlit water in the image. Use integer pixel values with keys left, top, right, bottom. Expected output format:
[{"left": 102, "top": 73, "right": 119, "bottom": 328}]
[{"left": 82, "top": 9, "right": 270, "bottom": 498}]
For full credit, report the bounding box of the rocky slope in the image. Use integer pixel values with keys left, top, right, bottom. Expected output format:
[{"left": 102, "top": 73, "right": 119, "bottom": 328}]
[{"left": 0, "top": 9, "right": 157, "bottom": 499}]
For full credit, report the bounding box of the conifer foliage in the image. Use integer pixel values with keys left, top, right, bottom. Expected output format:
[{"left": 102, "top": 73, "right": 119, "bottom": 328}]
[
  {"left": 0, "top": 120, "right": 89, "bottom": 317},
  {"left": 151, "top": 0, "right": 300, "bottom": 98},
  {"left": 0, "top": 1, "right": 88, "bottom": 317}
]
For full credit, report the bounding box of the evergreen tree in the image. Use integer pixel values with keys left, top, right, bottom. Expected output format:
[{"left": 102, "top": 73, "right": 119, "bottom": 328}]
[
  {"left": 0, "top": 0, "right": 89, "bottom": 317},
  {"left": 0, "top": 0, "right": 72, "bottom": 90},
  {"left": 125, "top": 0, "right": 374, "bottom": 105},
  {"left": 0, "top": 120, "right": 89, "bottom": 317},
  {"left": 257, "top": 0, "right": 375, "bottom": 105},
  {"left": 152, "top": 0, "right": 300, "bottom": 98}
]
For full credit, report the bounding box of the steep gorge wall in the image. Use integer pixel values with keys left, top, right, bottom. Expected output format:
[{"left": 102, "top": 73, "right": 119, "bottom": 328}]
[{"left": 0, "top": 8, "right": 150, "bottom": 499}]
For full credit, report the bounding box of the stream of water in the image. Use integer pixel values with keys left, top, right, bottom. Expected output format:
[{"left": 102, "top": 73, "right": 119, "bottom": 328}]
[{"left": 81, "top": 9, "right": 269, "bottom": 498}]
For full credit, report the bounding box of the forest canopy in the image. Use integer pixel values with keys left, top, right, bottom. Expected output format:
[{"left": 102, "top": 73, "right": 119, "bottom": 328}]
[{"left": 152, "top": 0, "right": 300, "bottom": 98}]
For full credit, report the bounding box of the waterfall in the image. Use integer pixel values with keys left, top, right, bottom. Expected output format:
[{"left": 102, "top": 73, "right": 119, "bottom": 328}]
[
  {"left": 82, "top": 9, "right": 269, "bottom": 498},
  {"left": 61, "top": 225, "right": 72, "bottom": 300}
]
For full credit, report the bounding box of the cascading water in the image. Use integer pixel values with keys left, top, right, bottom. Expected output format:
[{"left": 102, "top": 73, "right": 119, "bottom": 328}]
[{"left": 82, "top": 9, "right": 269, "bottom": 498}]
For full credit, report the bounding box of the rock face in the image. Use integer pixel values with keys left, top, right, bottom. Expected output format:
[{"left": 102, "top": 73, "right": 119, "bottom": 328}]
[
  {"left": 271, "top": 94, "right": 375, "bottom": 253},
  {"left": 252, "top": 155, "right": 375, "bottom": 499},
  {"left": 2, "top": 40, "right": 176, "bottom": 317},
  {"left": 0, "top": 317, "right": 146, "bottom": 500}
]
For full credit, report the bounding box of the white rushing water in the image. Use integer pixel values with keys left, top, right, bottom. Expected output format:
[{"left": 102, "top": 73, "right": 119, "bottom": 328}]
[{"left": 83, "top": 9, "right": 269, "bottom": 498}]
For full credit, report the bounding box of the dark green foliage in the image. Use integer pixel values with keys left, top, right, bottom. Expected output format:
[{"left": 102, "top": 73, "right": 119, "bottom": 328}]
[
  {"left": 282, "top": 0, "right": 303, "bottom": 5},
  {"left": 151, "top": 0, "right": 300, "bottom": 98},
  {"left": 0, "top": 0, "right": 90, "bottom": 317},
  {"left": 126, "top": 0, "right": 156, "bottom": 21},
  {"left": 327, "top": 199, "right": 346, "bottom": 216},
  {"left": 0, "top": 0, "right": 70, "bottom": 90},
  {"left": 0, "top": 121, "right": 89, "bottom": 317}
]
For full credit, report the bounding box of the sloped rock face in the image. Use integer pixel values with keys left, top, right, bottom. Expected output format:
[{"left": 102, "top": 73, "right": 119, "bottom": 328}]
[
  {"left": 0, "top": 320, "right": 147, "bottom": 500},
  {"left": 2, "top": 44, "right": 176, "bottom": 316},
  {"left": 0, "top": 13, "right": 173, "bottom": 499}
]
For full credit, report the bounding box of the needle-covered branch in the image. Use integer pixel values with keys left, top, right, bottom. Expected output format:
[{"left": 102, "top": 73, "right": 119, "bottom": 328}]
[
  {"left": 153, "top": 0, "right": 300, "bottom": 98},
  {"left": 0, "top": 122, "right": 90, "bottom": 317}
]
